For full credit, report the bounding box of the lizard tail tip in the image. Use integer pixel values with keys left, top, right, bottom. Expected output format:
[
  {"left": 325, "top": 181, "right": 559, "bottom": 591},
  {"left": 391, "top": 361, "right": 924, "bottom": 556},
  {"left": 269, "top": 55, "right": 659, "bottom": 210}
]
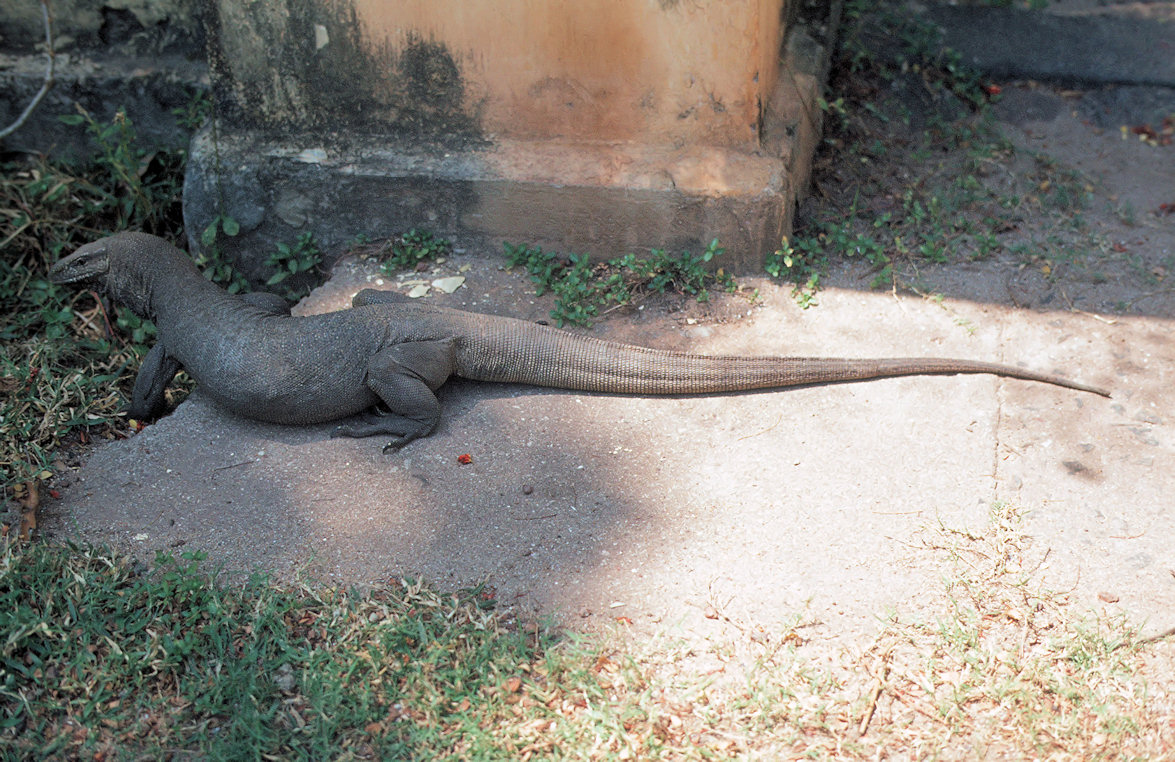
[{"left": 1079, "top": 382, "right": 1113, "bottom": 398}]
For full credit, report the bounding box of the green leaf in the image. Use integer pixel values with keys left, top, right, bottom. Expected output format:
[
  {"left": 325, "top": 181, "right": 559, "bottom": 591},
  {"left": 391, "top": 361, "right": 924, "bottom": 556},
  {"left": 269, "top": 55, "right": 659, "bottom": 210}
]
[
  {"left": 220, "top": 216, "right": 240, "bottom": 237},
  {"left": 201, "top": 222, "right": 218, "bottom": 247}
]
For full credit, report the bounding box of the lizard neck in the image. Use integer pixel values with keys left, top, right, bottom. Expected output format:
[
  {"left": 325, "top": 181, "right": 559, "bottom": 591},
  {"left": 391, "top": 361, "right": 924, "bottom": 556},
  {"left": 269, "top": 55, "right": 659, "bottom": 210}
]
[{"left": 108, "top": 239, "right": 234, "bottom": 324}]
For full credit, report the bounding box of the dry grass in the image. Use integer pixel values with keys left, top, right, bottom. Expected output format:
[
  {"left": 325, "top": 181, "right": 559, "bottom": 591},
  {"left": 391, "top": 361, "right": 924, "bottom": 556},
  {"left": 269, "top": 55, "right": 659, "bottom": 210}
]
[{"left": 510, "top": 503, "right": 1175, "bottom": 760}]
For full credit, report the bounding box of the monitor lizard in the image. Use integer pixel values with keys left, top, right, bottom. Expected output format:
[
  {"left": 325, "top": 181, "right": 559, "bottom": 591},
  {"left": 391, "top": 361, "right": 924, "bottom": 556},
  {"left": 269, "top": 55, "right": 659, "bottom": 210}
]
[{"left": 49, "top": 232, "right": 1110, "bottom": 450}]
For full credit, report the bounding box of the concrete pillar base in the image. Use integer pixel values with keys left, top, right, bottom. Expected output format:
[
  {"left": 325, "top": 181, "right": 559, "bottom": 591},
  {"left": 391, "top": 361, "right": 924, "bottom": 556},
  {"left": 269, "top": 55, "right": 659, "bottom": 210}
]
[{"left": 183, "top": 22, "right": 831, "bottom": 277}]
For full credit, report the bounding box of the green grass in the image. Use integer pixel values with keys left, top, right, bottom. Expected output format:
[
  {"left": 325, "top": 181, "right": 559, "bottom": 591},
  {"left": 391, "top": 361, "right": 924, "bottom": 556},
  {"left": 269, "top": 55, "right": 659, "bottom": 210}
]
[
  {"left": 3, "top": 504, "right": 1169, "bottom": 759},
  {"left": 873, "top": 503, "right": 1160, "bottom": 755},
  {"left": 0, "top": 539, "right": 540, "bottom": 758}
]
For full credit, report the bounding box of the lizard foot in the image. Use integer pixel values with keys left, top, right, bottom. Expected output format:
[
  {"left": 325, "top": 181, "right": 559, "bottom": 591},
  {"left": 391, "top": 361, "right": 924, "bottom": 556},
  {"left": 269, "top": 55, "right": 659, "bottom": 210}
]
[{"left": 333, "top": 409, "right": 437, "bottom": 448}]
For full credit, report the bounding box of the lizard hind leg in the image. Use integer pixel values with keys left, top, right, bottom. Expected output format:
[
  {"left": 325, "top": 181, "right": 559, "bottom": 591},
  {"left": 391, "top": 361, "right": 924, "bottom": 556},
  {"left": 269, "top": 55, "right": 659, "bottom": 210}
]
[{"left": 333, "top": 338, "right": 458, "bottom": 450}]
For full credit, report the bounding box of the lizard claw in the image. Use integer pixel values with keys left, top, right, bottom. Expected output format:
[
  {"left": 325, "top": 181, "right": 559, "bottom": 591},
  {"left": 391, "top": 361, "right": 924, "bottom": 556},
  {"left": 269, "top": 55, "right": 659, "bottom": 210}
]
[{"left": 381, "top": 430, "right": 427, "bottom": 452}]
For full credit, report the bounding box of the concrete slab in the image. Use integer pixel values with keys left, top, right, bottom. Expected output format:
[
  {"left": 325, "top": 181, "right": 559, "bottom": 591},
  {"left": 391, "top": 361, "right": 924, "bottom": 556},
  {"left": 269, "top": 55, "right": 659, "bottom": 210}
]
[
  {"left": 43, "top": 246, "right": 1173, "bottom": 645},
  {"left": 181, "top": 127, "right": 796, "bottom": 278}
]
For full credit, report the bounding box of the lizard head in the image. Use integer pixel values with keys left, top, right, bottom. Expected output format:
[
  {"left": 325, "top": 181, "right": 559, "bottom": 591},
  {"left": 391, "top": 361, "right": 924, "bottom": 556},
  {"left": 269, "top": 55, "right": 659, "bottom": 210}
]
[
  {"left": 49, "top": 238, "right": 112, "bottom": 287},
  {"left": 50, "top": 232, "right": 189, "bottom": 318}
]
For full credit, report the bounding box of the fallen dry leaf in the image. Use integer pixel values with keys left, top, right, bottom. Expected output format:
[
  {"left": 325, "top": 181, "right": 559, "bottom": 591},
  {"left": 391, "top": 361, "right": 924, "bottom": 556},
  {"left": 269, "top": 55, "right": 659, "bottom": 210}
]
[
  {"left": 19, "top": 480, "right": 38, "bottom": 541},
  {"left": 431, "top": 276, "right": 465, "bottom": 293}
]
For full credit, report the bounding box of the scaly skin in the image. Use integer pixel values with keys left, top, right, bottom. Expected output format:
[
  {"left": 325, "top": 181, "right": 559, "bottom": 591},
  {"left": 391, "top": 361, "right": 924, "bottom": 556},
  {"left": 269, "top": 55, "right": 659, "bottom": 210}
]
[{"left": 49, "top": 232, "right": 1110, "bottom": 448}]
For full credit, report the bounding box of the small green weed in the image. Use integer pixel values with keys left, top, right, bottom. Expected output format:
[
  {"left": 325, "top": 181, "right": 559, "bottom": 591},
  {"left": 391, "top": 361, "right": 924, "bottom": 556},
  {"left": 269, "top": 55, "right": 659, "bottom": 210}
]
[
  {"left": 818, "top": 95, "right": 851, "bottom": 132},
  {"left": 766, "top": 236, "right": 825, "bottom": 308},
  {"left": 378, "top": 228, "right": 454, "bottom": 274},
  {"left": 265, "top": 232, "right": 322, "bottom": 302},
  {"left": 1114, "top": 199, "right": 1137, "bottom": 226},
  {"left": 57, "top": 106, "right": 185, "bottom": 235},
  {"left": 195, "top": 214, "right": 250, "bottom": 294},
  {"left": 505, "top": 239, "right": 736, "bottom": 327},
  {"left": 171, "top": 90, "right": 213, "bottom": 131}
]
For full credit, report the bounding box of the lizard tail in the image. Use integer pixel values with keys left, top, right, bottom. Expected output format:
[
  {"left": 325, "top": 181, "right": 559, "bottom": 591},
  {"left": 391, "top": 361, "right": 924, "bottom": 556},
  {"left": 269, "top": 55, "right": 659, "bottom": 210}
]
[{"left": 457, "top": 321, "right": 1110, "bottom": 397}]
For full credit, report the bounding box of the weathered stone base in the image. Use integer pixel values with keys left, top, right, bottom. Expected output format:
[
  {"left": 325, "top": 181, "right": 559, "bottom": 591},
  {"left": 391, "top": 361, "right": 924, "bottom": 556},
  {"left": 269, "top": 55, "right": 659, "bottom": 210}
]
[
  {"left": 0, "top": 52, "right": 205, "bottom": 161},
  {"left": 183, "top": 22, "right": 831, "bottom": 277}
]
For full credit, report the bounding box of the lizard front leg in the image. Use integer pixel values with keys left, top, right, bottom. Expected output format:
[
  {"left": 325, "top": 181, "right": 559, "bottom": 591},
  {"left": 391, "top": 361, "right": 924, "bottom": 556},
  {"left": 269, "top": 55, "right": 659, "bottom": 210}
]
[
  {"left": 127, "top": 343, "right": 181, "bottom": 420},
  {"left": 333, "top": 338, "right": 458, "bottom": 450},
  {"left": 127, "top": 292, "right": 289, "bottom": 422}
]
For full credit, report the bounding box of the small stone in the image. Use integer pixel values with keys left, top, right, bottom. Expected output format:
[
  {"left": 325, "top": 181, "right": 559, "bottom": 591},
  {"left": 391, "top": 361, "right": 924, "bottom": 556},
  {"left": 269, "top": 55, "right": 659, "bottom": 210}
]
[{"left": 273, "top": 663, "right": 296, "bottom": 692}]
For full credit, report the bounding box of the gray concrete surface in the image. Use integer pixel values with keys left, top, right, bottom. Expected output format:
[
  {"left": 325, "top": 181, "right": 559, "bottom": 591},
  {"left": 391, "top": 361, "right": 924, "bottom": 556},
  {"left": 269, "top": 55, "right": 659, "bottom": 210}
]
[{"left": 44, "top": 224, "right": 1174, "bottom": 648}]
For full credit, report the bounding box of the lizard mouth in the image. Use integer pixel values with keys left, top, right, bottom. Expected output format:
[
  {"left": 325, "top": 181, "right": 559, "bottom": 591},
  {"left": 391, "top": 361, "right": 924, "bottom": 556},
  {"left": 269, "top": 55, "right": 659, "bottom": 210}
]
[{"left": 49, "top": 243, "right": 109, "bottom": 285}]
